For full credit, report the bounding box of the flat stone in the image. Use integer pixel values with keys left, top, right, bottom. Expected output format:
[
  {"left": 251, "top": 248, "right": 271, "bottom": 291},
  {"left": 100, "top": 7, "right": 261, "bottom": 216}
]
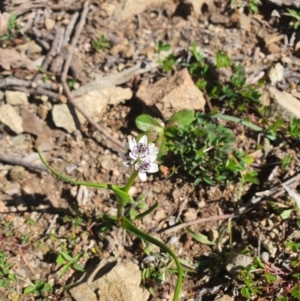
[
  {"left": 137, "top": 68, "right": 205, "bottom": 119},
  {"left": 0, "top": 104, "right": 23, "bottom": 134},
  {"left": 70, "top": 259, "right": 149, "bottom": 301},
  {"left": 268, "top": 87, "right": 300, "bottom": 120},
  {"left": 5, "top": 90, "right": 28, "bottom": 107},
  {"left": 52, "top": 104, "right": 76, "bottom": 133},
  {"left": 113, "top": 0, "right": 163, "bottom": 21},
  {"left": 226, "top": 254, "right": 253, "bottom": 276},
  {"left": 75, "top": 87, "right": 132, "bottom": 124},
  {"left": 268, "top": 63, "right": 284, "bottom": 86},
  {"left": 45, "top": 18, "right": 56, "bottom": 31}
]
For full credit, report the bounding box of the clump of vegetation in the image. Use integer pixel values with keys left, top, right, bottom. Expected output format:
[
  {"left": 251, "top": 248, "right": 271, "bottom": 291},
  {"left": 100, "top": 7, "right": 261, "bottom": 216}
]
[
  {"left": 91, "top": 34, "right": 111, "bottom": 52},
  {"left": 0, "top": 12, "right": 19, "bottom": 41}
]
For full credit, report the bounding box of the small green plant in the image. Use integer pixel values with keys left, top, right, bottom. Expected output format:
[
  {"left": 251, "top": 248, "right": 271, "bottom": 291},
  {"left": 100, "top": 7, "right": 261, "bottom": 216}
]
[
  {"left": 0, "top": 252, "right": 17, "bottom": 288},
  {"left": 24, "top": 280, "right": 53, "bottom": 295},
  {"left": 287, "top": 119, "right": 300, "bottom": 138},
  {"left": 91, "top": 34, "right": 111, "bottom": 52},
  {"left": 0, "top": 12, "right": 18, "bottom": 41},
  {"left": 56, "top": 251, "right": 85, "bottom": 276},
  {"left": 239, "top": 245, "right": 300, "bottom": 300},
  {"left": 35, "top": 135, "right": 183, "bottom": 301},
  {"left": 215, "top": 50, "right": 231, "bottom": 68},
  {"left": 247, "top": 0, "right": 259, "bottom": 13},
  {"left": 156, "top": 40, "right": 175, "bottom": 72},
  {"left": 283, "top": 9, "right": 300, "bottom": 30},
  {"left": 136, "top": 110, "right": 263, "bottom": 186},
  {"left": 210, "top": 64, "right": 261, "bottom": 111},
  {"left": 181, "top": 43, "right": 209, "bottom": 90}
]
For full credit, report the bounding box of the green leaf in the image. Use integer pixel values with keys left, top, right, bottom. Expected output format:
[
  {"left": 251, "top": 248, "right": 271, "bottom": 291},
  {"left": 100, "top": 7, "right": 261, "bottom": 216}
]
[
  {"left": 129, "top": 208, "right": 137, "bottom": 220},
  {"left": 265, "top": 272, "right": 277, "bottom": 284},
  {"left": 135, "top": 115, "right": 164, "bottom": 133},
  {"left": 59, "top": 251, "right": 73, "bottom": 262},
  {"left": 167, "top": 109, "right": 195, "bottom": 127},
  {"left": 56, "top": 254, "right": 66, "bottom": 265},
  {"left": 291, "top": 285, "right": 300, "bottom": 299},
  {"left": 243, "top": 172, "right": 259, "bottom": 184},
  {"left": 111, "top": 186, "right": 131, "bottom": 206},
  {"left": 280, "top": 209, "right": 292, "bottom": 220},
  {"left": 24, "top": 286, "right": 36, "bottom": 294},
  {"left": 187, "top": 228, "right": 215, "bottom": 245},
  {"left": 137, "top": 203, "right": 148, "bottom": 209},
  {"left": 72, "top": 262, "right": 85, "bottom": 272},
  {"left": 241, "top": 286, "right": 251, "bottom": 298},
  {"left": 60, "top": 263, "right": 71, "bottom": 276}
]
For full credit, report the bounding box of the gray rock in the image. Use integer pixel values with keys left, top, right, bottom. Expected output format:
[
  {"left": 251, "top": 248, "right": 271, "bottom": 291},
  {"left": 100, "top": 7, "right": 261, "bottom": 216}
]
[
  {"left": 70, "top": 259, "right": 149, "bottom": 301},
  {"left": 5, "top": 90, "right": 28, "bottom": 107},
  {"left": 52, "top": 104, "right": 76, "bottom": 133},
  {"left": 0, "top": 104, "right": 23, "bottom": 134}
]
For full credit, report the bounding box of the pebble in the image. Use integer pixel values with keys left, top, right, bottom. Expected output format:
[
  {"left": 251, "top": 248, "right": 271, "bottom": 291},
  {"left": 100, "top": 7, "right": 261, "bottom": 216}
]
[
  {"left": 183, "top": 208, "right": 197, "bottom": 221},
  {"left": 153, "top": 185, "right": 162, "bottom": 193},
  {"left": 2, "top": 182, "right": 21, "bottom": 195},
  {"left": 5, "top": 90, "right": 28, "bottom": 107},
  {"left": 9, "top": 166, "right": 26, "bottom": 181},
  {"left": 0, "top": 104, "right": 24, "bottom": 134},
  {"left": 45, "top": 18, "right": 55, "bottom": 30}
]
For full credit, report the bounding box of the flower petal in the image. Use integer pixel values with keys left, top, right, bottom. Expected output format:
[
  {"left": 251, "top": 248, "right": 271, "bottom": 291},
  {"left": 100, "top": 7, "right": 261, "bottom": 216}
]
[
  {"left": 139, "top": 135, "right": 148, "bottom": 146},
  {"left": 147, "top": 162, "right": 159, "bottom": 173},
  {"left": 128, "top": 137, "right": 137, "bottom": 152},
  {"left": 138, "top": 170, "right": 147, "bottom": 181}
]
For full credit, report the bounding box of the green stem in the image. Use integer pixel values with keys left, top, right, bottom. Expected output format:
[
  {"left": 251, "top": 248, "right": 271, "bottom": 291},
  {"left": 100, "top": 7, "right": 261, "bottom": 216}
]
[
  {"left": 35, "top": 142, "right": 108, "bottom": 189},
  {"left": 123, "top": 169, "right": 138, "bottom": 193},
  {"left": 119, "top": 216, "right": 183, "bottom": 301}
]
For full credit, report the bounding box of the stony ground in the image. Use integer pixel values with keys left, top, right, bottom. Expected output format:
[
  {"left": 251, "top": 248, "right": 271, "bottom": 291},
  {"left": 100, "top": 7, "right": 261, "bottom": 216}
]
[{"left": 1, "top": 0, "right": 300, "bottom": 301}]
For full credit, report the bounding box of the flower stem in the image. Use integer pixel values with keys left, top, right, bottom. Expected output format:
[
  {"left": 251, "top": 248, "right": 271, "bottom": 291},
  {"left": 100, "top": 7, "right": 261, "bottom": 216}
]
[
  {"left": 119, "top": 216, "right": 183, "bottom": 301},
  {"left": 123, "top": 168, "right": 138, "bottom": 193}
]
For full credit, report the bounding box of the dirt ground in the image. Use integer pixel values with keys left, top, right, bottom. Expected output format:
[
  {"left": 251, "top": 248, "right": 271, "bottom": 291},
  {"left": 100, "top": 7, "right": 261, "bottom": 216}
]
[{"left": 1, "top": 0, "right": 300, "bottom": 301}]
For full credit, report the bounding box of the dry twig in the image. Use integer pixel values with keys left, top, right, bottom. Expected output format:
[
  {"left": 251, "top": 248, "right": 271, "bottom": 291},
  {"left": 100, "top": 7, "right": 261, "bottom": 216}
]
[
  {"left": 0, "top": 154, "right": 47, "bottom": 171},
  {"left": 161, "top": 214, "right": 232, "bottom": 235},
  {"left": 61, "top": 1, "right": 124, "bottom": 150}
]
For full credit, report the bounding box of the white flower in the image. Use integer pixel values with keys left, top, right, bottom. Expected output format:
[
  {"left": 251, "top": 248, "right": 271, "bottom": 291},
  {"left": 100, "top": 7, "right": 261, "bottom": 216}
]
[
  {"left": 135, "top": 160, "right": 158, "bottom": 181},
  {"left": 119, "top": 135, "right": 158, "bottom": 166}
]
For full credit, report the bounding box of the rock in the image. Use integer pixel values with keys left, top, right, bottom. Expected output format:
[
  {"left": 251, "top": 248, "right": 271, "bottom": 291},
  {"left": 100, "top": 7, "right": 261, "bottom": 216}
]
[
  {"left": 52, "top": 104, "right": 76, "bottom": 133},
  {"left": 238, "top": 14, "right": 251, "bottom": 31},
  {"left": 2, "top": 182, "right": 21, "bottom": 196},
  {"left": 0, "top": 12, "right": 10, "bottom": 36},
  {"left": 268, "top": 87, "right": 300, "bottom": 120},
  {"left": 45, "top": 18, "right": 55, "bottom": 31},
  {"left": 183, "top": 208, "right": 198, "bottom": 221},
  {"left": 75, "top": 87, "right": 132, "bottom": 123},
  {"left": 0, "top": 104, "right": 23, "bottom": 134},
  {"left": 102, "top": 3, "right": 116, "bottom": 16},
  {"left": 70, "top": 259, "right": 149, "bottom": 301},
  {"left": 214, "top": 295, "right": 234, "bottom": 301},
  {"left": 0, "top": 48, "right": 37, "bottom": 71},
  {"left": 262, "top": 240, "right": 277, "bottom": 257},
  {"left": 9, "top": 166, "right": 26, "bottom": 181},
  {"left": 15, "top": 40, "right": 42, "bottom": 56},
  {"left": 21, "top": 109, "right": 52, "bottom": 148},
  {"left": 137, "top": 69, "right": 205, "bottom": 119},
  {"left": 267, "top": 0, "right": 300, "bottom": 8},
  {"left": 268, "top": 63, "right": 284, "bottom": 85},
  {"left": 5, "top": 90, "right": 28, "bottom": 107},
  {"left": 183, "top": 0, "right": 215, "bottom": 17},
  {"left": 113, "top": 0, "right": 163, "bottom": 21},
  {"left": 226, "top": 254, "right": 253, "bottom": 276}
]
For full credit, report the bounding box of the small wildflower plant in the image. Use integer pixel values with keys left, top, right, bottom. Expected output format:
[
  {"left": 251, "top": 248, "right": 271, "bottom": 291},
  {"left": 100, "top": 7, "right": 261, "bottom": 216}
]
[{"left": 35, "top": 135, "right": 183, "bottom": 301}]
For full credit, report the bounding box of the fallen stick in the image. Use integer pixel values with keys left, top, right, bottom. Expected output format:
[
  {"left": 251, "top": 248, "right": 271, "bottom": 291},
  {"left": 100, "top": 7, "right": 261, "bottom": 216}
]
[
  {"left": 0, "top": 154, "right": 47, "bottom": 171},
  {"left": 61, "top": 1, "right": 124, "bottom": 151}
]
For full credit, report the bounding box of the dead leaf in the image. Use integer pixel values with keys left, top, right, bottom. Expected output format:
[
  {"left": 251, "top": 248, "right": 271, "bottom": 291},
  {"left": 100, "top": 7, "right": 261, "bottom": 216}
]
[
  {"left": 0, "top": 12, "right": 9, "bottom": 37},
  {"left": 0, "top": 48, "right": 37, "bottom": 71}
]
